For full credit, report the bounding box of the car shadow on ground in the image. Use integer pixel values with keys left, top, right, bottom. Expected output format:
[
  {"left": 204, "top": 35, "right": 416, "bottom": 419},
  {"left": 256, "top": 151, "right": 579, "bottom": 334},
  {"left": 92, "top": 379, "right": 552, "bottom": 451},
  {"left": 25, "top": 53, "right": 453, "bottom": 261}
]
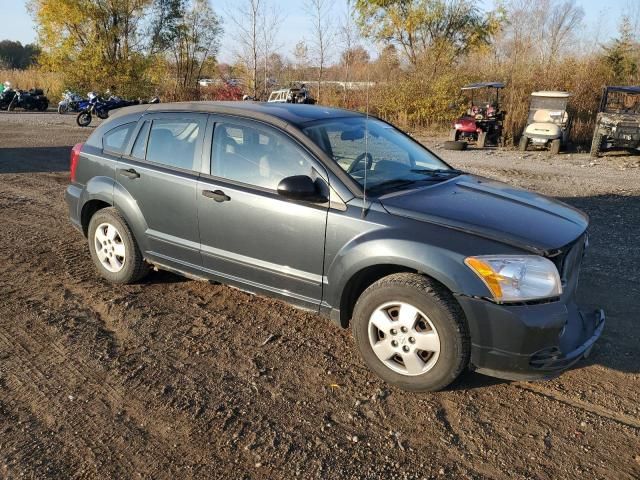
[{"left": 0, "top": 146, "right": 72, "bottom": 174}]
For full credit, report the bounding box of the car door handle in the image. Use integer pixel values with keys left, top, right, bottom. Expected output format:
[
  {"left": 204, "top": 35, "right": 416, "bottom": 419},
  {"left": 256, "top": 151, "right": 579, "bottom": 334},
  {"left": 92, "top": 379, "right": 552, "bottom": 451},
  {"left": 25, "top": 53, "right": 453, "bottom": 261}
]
[
  {"left": 202, "top": 189, "right": 230, "bottom": 202},
  {"left": 118, "top": 168, "right": 140, "bottom": 179}
]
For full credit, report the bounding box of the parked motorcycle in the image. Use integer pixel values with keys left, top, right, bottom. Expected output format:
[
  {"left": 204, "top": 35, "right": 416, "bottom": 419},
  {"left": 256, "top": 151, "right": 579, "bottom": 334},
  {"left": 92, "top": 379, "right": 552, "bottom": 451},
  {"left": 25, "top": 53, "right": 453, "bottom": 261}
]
[
  {"left": 57, "top": 90, "right": 85, "bottom": 114},
  {"left": 0, "top": 87, "right": 16, "bottom": 110},
  {"left": 7, "top": 88, "right": 49, "bottom": 112},
  {"left": 76, "top": 93, "right": 159, "bottom": 127}
]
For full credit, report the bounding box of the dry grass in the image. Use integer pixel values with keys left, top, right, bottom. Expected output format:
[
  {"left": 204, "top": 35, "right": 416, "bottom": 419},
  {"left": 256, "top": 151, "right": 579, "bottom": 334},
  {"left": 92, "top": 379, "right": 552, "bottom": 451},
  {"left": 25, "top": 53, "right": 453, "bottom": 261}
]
[{"left": 0, "top": 68, "right": 65, "bottom": 100}]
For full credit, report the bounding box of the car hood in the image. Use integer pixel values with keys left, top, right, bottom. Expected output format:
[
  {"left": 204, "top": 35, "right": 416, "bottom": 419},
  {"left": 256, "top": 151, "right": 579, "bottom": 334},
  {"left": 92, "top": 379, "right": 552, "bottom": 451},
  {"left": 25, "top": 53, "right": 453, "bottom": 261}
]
[{"left": 379, "top": 174, "right": 588, "bottom": 253}]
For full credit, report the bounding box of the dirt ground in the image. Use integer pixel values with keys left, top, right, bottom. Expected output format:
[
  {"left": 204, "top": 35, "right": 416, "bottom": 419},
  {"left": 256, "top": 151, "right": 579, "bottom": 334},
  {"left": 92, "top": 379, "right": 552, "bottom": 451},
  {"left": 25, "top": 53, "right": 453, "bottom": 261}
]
[{"left": 0, "top": 111, "right": 639, "bottom": 480}]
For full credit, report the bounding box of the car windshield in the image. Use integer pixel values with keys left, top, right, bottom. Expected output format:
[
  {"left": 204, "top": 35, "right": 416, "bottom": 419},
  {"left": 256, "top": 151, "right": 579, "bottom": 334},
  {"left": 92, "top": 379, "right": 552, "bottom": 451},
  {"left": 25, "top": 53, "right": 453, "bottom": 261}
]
[
  {"left": 302, "top": 117, "right": 455, "bottom": 193},
  {"left": 604, "top": 91, "right": 640, "bottom": 114}
]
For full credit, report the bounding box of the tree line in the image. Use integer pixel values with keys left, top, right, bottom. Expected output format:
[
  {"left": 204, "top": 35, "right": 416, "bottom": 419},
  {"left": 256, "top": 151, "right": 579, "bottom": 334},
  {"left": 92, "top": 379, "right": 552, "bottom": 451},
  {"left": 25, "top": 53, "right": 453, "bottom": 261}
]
[{"left": 5, "top": 0, "right": 640, "bottom": 143}]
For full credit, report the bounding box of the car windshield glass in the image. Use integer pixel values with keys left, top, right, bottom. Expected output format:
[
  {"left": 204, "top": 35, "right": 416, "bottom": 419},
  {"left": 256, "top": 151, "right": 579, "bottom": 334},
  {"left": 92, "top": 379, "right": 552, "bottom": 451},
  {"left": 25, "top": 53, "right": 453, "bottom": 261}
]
[
  {"left": 604, "top": 91, "right": 640, "bottom": 114},
  {"left": 303, "top": 117, "right": 454, "bottom": 193}
]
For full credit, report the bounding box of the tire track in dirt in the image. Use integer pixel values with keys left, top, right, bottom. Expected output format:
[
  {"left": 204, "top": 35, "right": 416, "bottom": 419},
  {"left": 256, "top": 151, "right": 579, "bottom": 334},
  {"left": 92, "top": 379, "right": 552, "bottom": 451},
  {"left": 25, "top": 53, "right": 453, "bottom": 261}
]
[{"left": 516, "top": 383, "right": 640, "bottom": 430}]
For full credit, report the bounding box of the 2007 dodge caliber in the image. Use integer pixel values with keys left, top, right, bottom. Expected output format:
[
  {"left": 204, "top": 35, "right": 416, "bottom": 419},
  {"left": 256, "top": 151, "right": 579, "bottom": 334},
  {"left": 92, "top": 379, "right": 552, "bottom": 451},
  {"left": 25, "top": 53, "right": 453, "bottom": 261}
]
[{"left": 65, "top": 102, "right": 604, "bottom": 391}]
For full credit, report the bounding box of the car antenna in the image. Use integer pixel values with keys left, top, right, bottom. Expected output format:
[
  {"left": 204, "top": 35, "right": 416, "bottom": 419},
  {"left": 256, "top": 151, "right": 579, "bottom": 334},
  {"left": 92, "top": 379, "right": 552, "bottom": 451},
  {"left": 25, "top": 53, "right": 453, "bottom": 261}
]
[{"left": 361, "top": 60, "right": 370, "bottom": 219}]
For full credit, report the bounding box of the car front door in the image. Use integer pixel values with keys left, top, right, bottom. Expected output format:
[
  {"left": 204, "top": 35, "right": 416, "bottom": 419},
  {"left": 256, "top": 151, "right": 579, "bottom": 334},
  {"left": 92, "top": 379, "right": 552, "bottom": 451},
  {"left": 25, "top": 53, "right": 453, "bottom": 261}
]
[
  {"left": 196, "top": 117, "right": 329, "bottom": 310},
  {"left": 115, "top": 113, "right": 206, "bottom": 268}
]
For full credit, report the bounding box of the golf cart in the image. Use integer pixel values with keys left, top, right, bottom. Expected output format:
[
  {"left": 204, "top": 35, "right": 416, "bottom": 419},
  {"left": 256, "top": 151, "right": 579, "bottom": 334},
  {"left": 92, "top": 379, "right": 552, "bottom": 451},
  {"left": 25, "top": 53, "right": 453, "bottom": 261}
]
[
  {"left": 590, "top": 86, "right": 640, "bottom": 157},
  {"left": 519, "top": 91, "right": 572, "bottom": 154},
  {"left": 267, "top": 85, "right": 315, "bottom": 104},
  {"left": 449, "top": 82, "right": 505, "bottom": 148}
]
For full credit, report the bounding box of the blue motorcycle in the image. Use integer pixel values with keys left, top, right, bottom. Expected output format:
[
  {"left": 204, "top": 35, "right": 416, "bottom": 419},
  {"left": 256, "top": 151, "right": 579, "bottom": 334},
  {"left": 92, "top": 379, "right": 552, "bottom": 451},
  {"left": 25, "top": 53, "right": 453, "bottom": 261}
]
[{"left": 76, "top": 92, "right": 159, "bottom": 127}]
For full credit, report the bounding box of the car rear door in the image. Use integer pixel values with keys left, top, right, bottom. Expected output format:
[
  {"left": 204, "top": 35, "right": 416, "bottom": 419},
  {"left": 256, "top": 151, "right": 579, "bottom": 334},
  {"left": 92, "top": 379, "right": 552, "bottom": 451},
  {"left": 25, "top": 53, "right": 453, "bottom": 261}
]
[
  {"left": 115, "top": 112, "right": 206, "bottom": 268},
  {"left": 196, "top": 116, "right": 329, "bottom": 310}
]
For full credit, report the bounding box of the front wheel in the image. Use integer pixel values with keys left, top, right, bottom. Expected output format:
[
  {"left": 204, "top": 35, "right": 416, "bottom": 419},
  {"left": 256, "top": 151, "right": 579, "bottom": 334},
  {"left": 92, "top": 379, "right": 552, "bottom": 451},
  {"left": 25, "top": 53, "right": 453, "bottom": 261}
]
[
  {"left": 77, "top": 111, "right": 92, "bottom": 127},
  {"left": 58, "top": 103, "right": 68, "bottom": 114},
  {"left": 7, "top": 98, "right": 16, "bottom": 111},
  {"left": 477, "top": 131, "right": 487, "bottom": 148},
  {"left": 590, "top": 132, "right": 604, "bottom": 157},
  {"left": 352, "top": 273, "right": 470, "bottom": 392},
  {"left": 87, "top": 207, "right": 149, "bottom": 284}
]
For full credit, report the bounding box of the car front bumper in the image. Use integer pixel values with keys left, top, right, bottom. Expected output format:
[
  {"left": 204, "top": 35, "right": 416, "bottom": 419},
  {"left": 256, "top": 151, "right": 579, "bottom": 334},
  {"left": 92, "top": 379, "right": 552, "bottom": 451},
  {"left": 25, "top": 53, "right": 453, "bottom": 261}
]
[{"left": 456, "top": 294, "right": 605, "bottom": 381}]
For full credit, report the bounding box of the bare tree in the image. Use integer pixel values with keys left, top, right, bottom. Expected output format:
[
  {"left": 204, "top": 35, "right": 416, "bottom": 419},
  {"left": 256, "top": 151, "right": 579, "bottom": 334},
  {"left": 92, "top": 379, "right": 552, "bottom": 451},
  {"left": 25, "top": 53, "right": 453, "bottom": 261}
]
[
  {"left": 170, "top": 0, "right": 223, "bottom": 91},
  {"left": 306, "top": 0, "right": 334, "bottom": 103},
  {"left": 339, "top": 0, "right": 358, "bottom": 101},
  {"left": 226, "top": 0, "right": 262, "bottom": 98},
  {"left": 261, "top": 4, "right": 284, "bottom": 96}
]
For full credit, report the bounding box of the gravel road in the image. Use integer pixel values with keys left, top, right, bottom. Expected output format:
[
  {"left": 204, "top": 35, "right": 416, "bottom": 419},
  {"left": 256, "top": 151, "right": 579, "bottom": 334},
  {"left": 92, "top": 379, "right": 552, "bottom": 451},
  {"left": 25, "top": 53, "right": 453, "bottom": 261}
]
[{"left": 0, "top": 111, "right": 639, "bottom": 479}]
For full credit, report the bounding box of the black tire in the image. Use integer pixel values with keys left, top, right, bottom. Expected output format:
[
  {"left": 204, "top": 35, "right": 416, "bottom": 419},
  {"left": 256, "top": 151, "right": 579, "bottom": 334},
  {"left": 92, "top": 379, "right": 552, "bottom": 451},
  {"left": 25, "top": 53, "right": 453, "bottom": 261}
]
[
  {"left": 58, "top": 103, "right": 68, "bottom": 114},
  {"left": 97, "top": 110, "right": 109, "bottom": 120},
  {"left": 590, "top": 132, "right": 604, "bottom": 157},
  {"left": 448, "top": 129, "right": 459, "bottom": 141},
  {"left": 442, "top": 140, "right": 467, "bottom": 151},
  {"left": 7, "top": 98, "right": 16, "bottom": 111},
  {"left": 87, "top": 207, "right": 149, "bottom": 284},
  {"left": 38, "top": 100, "right": 48, "bottom": 112},
  {"left": 477, "top": 131, "right": 487, "bottom": 148},
  {"left": 77, "top": 111, "right": 92, "bottom": 127},
  {"left": 550, "top": 138, "right": 561, "bottom": 155},
  {"left": 519, "top": 136, "right": 529, "bottom": 152},
  {"left": 352, "top": 273, "right": 470, "bottom": 392}
]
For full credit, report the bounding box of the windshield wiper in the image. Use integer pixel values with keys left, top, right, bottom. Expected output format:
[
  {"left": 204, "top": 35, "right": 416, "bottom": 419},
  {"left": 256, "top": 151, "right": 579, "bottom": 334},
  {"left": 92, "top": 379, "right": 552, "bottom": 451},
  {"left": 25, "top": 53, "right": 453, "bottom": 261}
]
[
  {"left": 410, "top": 168, "right": 465, "bottom": 176},
  {"left": 368, "top": 178, "right": 420, "bottom": 193}
]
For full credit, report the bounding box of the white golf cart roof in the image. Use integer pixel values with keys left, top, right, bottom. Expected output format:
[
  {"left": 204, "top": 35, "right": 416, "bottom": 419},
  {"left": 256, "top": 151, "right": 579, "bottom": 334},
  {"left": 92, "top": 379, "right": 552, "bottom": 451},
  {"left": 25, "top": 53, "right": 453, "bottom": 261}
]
[{"left": 531, "top": 91, "right": 571, "bottom": 98}]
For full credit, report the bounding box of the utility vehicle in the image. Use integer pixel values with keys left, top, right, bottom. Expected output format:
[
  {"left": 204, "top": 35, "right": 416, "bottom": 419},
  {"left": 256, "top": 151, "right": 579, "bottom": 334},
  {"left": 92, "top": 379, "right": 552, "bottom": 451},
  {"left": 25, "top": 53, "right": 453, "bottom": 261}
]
[
  {"left": 590, "top": 86, "right": 640, "bottom": 157},
  {"left": 450, "top": 82, "right": 505, "bottom": 148}
]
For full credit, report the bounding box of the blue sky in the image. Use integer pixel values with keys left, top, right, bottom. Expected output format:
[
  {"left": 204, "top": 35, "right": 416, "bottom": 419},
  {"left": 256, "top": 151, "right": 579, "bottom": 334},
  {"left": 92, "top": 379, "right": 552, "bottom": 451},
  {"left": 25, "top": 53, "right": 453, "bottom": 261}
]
[{"left": 3, "top": 0, "right": 633, "bottom": 61}]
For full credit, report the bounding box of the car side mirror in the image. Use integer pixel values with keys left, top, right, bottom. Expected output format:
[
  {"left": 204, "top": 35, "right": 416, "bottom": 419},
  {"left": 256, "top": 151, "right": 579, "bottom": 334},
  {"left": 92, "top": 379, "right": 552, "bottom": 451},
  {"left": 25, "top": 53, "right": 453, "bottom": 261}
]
[{"left": 277, "top": 175, "right": 327, "bottom": 202}]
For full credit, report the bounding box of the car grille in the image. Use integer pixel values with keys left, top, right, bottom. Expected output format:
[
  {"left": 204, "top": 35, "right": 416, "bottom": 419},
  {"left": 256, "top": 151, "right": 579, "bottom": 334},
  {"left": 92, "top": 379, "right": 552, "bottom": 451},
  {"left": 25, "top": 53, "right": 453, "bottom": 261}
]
[{"left": 549, "top": 233, "right": 586, "bottom": 290}]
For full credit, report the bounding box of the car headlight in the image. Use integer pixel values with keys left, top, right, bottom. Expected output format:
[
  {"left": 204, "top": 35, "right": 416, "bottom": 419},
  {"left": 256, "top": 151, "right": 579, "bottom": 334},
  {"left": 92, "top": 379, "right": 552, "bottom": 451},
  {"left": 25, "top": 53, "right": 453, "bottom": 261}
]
[{"left": 464, "top": 255, "right": 562, "bottom": 302}]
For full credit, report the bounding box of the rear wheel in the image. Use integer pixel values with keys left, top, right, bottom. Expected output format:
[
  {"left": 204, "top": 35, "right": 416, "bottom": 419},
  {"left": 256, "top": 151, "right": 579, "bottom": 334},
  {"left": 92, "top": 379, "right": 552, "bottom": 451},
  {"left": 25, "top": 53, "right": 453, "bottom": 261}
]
[
  {"left": 477, "top": 131, "right": 487, "bottom": 148},
  {"left": 87, "top": 207, "right": 149, "bottom": 284},
  {"left": 519, "top": 136, "right": 529, "bottom": 152},
  {"left": 590, "top": 132, "right": 604, "bottom": 157},
  {"left": 352, "top": 273, "right": 470, "bottom": 392},
  {"left": 550, "top": 138, "right": 561, "bottom": 155}
]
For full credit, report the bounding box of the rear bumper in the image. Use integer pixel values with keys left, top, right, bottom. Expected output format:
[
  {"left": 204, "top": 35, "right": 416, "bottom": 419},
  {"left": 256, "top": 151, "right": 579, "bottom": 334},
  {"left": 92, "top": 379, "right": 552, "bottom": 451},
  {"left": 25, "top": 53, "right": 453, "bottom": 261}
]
[
  {"left": 456, "top": 294, "right": 605, "bottom": 381},
  {"left": 65, "top": 184, "right": 83, "bottom": 232}
]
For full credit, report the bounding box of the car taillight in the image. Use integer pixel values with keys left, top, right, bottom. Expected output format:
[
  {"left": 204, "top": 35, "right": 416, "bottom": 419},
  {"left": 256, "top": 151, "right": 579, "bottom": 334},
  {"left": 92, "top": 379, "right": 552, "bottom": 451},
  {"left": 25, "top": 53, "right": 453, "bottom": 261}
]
[{"left": 70, "top": 143, "right": 83, "bottom": 182}]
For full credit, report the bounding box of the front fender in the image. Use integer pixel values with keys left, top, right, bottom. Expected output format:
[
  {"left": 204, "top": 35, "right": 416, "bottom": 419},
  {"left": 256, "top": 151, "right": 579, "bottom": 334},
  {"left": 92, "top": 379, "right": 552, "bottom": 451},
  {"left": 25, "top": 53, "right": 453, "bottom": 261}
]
[{"left": 324, "top": 226, "right": 495, "bottom": 310}]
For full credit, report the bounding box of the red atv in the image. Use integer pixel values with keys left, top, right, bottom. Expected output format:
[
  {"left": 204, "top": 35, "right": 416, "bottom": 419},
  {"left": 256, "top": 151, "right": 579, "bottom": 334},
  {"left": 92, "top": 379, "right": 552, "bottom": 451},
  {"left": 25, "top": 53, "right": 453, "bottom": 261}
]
[{"left": 450, "top": 82, "right": 505, "bottom": 148}]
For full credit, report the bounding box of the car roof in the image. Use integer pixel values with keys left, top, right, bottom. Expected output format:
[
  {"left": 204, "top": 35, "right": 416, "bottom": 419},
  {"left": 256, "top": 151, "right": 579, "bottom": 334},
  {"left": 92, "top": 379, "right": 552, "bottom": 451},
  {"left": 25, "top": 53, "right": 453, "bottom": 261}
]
[
  {"left": 122, "top": 101, "right": 362, "bottom": 128},
  {"left": 531, "top": 91, "right": 571, "bottom": 98},
  {"left": 606, "top": 86, "right": 640, "bottom": 94},
  {"left": 461, "top": 82, "right": 505, "bottom": 90}
]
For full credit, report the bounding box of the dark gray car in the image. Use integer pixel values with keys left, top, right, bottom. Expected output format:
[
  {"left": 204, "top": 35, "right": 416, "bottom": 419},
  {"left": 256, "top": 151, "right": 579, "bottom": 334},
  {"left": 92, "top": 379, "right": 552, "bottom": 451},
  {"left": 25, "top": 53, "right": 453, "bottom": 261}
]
[{"left": 65, "top": 102, "right": 604, "bottom": 391}]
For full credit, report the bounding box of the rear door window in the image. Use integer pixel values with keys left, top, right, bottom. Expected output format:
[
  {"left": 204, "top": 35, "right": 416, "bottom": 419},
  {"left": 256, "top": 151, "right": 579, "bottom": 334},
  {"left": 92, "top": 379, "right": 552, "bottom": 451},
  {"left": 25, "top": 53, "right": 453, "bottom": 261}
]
[
  {"left": 145, "top": 119, "right": 202, "bottom": 170},
  {"left": 103, "top": 122, "right": 135, "bottom": 154}
]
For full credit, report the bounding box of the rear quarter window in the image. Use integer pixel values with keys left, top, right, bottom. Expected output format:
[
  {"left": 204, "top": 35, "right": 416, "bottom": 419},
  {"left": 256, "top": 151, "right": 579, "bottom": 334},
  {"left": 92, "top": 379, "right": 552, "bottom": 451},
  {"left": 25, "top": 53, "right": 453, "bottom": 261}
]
[{"left": 102, "top": 122, "right": 135, "bottom": 154}]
